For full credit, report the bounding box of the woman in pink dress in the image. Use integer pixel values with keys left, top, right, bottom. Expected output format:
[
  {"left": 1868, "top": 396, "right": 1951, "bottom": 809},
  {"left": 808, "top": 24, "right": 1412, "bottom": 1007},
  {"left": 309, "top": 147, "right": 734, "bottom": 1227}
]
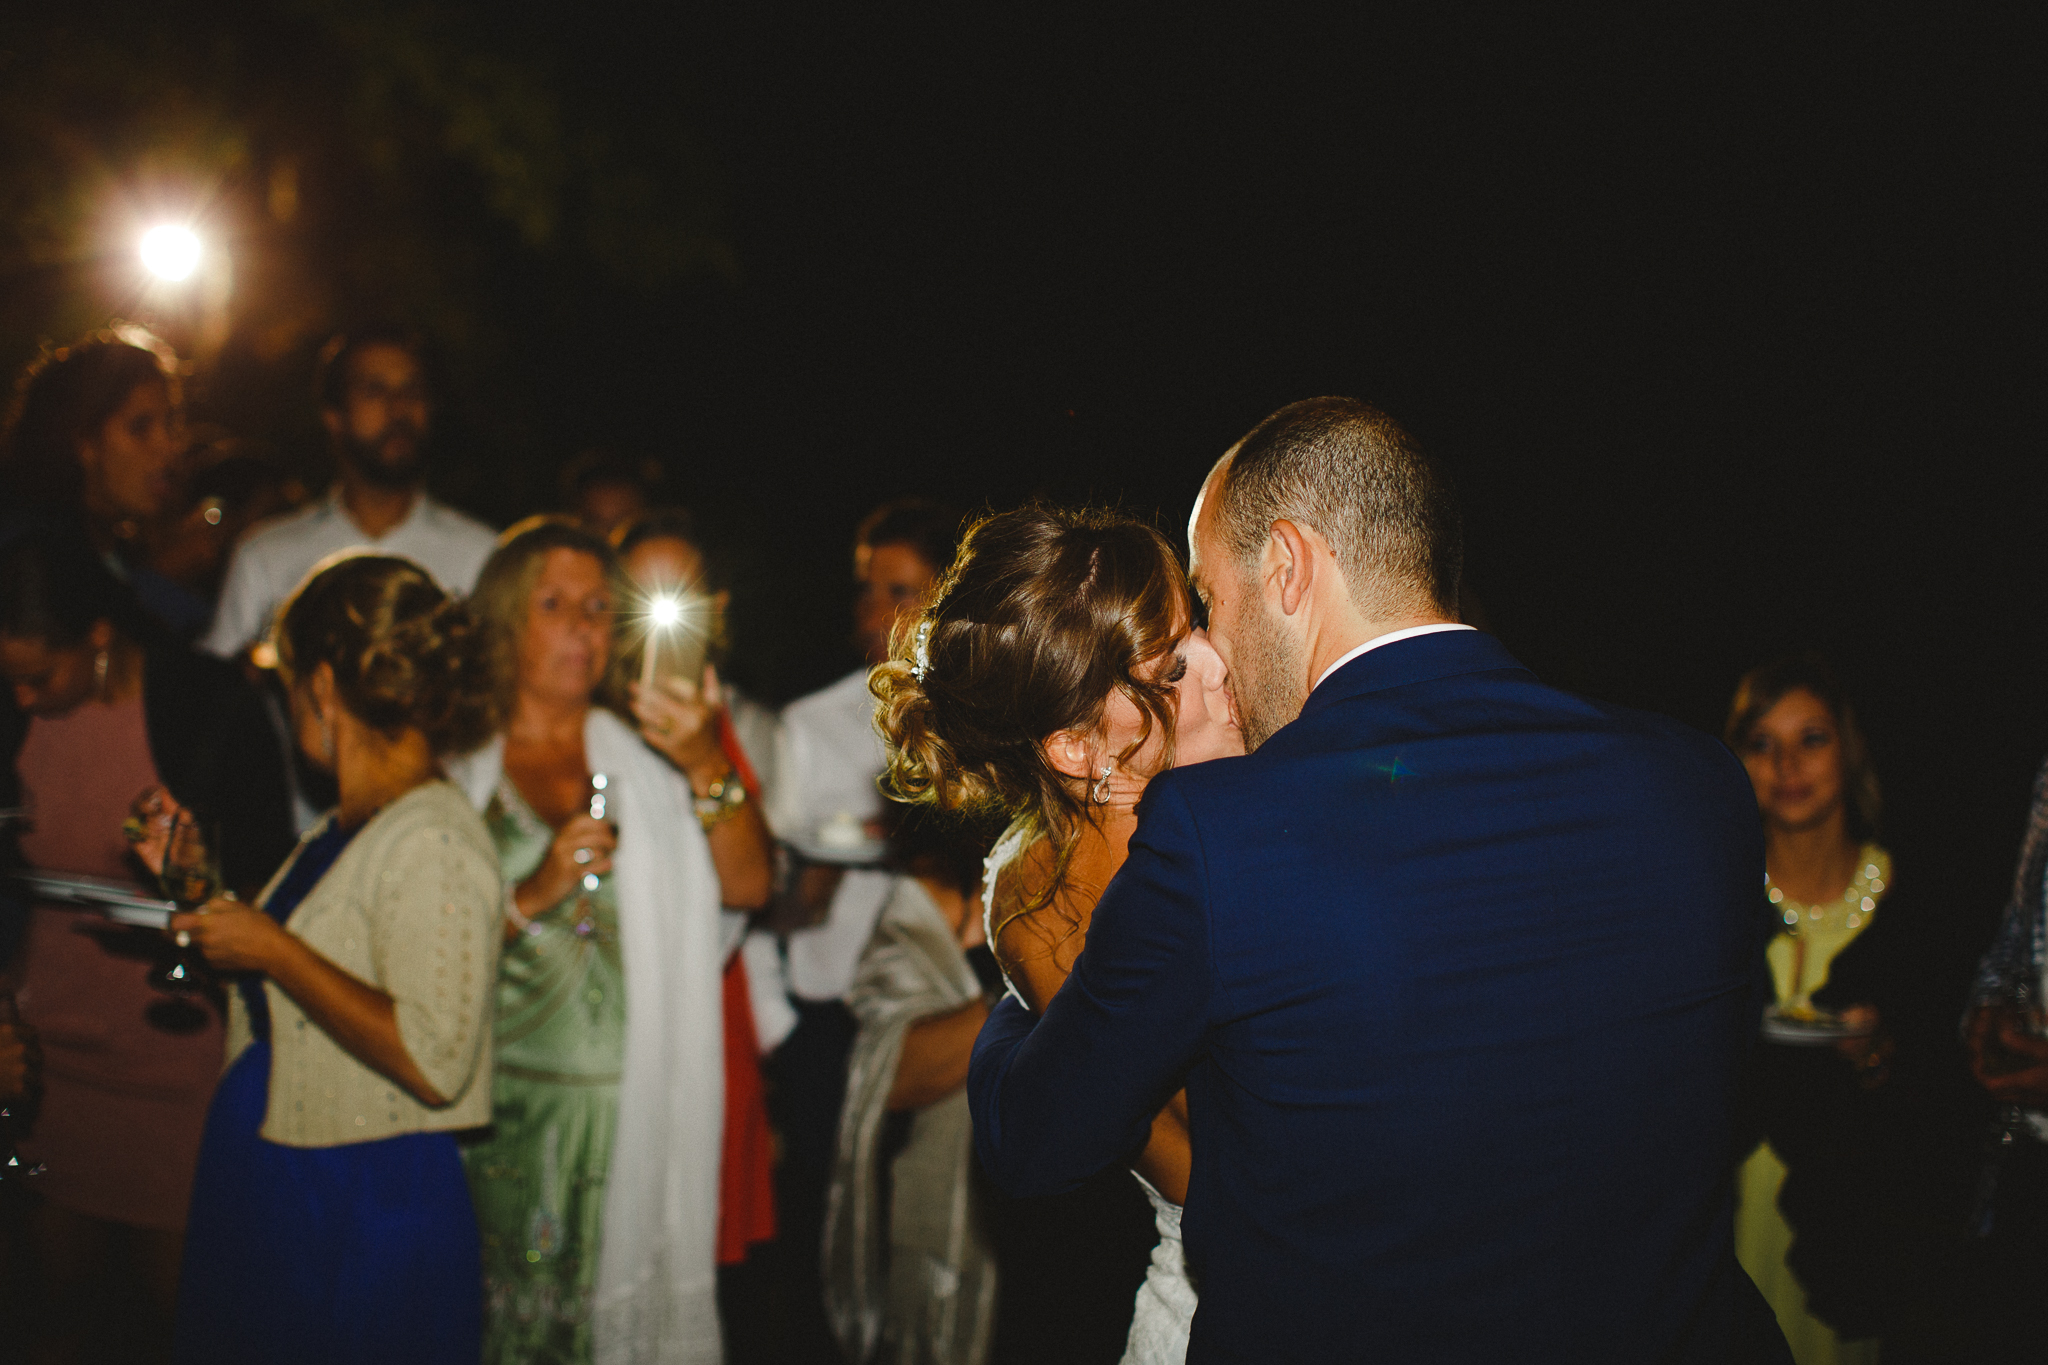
[{"left": 0, "top": 523, "right": 293, "bottom": 1360}]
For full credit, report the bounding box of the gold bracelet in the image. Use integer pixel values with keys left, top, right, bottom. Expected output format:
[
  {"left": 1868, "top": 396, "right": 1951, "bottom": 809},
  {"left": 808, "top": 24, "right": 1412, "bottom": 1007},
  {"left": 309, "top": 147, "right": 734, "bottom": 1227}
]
[{"left": 694, "top": 772, "right": 748, "bottom": 832}]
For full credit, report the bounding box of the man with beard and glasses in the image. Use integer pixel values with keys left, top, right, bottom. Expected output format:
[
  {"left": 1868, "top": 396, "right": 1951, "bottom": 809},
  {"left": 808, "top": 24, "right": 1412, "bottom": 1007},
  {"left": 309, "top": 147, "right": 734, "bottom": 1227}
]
[
  {"left": 201, "top": 327, "right": 497, "bottom": 661},
  {"left": 968, "top": 397, "right": 1791, "bottom": 1363}
]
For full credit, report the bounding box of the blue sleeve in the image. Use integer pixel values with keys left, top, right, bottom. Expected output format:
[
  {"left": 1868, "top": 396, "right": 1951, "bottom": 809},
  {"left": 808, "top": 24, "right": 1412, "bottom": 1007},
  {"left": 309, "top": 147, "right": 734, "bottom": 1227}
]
[{"left": 968, "top": 779, "right": 1216, "bottom": 1197}]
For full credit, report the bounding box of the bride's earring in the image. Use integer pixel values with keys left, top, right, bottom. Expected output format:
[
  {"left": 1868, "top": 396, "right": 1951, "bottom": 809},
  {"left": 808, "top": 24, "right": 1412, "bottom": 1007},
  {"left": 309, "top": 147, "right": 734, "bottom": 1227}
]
[
  {"left": 93, "top": 648, "right": 110, "bottom": 700},
  {"left": 1090, "top": 764, "right": 1114, "bottom": 805}
]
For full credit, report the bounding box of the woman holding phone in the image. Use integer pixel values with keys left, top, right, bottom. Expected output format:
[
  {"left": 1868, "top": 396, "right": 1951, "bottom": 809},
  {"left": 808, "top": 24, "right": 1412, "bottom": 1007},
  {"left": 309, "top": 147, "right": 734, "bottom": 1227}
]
[{"left": 616, "top": 508, "right": 784, "bottom": 1288}]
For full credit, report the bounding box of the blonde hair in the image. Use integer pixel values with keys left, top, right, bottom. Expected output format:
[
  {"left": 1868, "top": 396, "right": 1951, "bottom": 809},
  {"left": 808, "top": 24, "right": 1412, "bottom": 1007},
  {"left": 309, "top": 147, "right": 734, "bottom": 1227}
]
[{"left": 467, "top": 515, "right": 636, "bottom": 720}]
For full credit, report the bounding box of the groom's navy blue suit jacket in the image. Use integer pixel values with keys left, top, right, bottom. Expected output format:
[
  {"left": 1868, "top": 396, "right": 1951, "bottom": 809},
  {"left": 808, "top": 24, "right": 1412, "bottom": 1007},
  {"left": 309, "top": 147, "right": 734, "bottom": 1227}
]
[{"left": 969, "top": 630, "right": 1790, "bottom": 1364}]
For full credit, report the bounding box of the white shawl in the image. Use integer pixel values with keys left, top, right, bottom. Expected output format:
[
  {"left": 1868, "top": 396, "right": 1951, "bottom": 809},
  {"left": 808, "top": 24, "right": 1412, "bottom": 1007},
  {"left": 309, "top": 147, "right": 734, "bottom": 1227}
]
[{"left": 450, "top": 707, "right": 726, "bottom": 1364}]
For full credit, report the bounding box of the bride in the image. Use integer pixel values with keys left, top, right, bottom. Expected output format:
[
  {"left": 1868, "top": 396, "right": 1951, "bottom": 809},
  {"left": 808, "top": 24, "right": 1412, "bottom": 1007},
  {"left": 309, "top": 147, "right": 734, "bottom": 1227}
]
[{"left": 871, "top": 502, "right": 1242, "bottom": 1364}]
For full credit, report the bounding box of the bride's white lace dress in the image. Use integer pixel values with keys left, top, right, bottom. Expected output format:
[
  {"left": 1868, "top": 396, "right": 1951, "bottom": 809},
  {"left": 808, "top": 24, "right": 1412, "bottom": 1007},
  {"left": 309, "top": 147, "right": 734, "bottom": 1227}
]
[{"left": 984, "top": 823, "right": 1194, "bottom": 1365}]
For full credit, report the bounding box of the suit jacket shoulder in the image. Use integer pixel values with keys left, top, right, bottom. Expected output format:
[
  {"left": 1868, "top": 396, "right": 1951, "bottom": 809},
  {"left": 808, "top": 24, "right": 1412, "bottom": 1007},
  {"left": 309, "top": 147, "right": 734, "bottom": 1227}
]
[{"left": 1104, "top": 630, "right": 1776, "bottom": 1363}]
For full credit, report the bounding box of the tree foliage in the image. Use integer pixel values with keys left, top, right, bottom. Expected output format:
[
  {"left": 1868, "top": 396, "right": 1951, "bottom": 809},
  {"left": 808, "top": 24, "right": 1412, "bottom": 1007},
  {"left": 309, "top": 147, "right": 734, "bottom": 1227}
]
[{"left": 0, "top": 0, "right": 730, "bottom": 494}]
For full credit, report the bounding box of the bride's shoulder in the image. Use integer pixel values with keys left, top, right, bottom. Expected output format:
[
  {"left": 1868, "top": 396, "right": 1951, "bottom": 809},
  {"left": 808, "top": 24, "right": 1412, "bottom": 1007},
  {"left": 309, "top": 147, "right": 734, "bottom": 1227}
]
[
  {"left": 990, "top": 832, "right": 1106, "bottom": 1002},
  {"left": 983, "top": 817, "right": 1034, "bottom": 882},
  {"left": 987, "top": 830, "right": 1056, "bottom": 942}
]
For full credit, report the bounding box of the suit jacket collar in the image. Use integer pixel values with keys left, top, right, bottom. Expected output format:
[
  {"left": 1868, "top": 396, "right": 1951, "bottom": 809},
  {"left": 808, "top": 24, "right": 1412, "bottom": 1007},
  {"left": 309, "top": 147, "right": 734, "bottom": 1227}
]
[{"left": 1298, "top": 629, "right": 1531, "bottom": 720}]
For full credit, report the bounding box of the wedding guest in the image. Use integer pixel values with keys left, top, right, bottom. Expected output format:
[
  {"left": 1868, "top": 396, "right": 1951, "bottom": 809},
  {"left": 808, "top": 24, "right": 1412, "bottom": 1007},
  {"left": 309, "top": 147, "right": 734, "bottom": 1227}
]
[
  {"left": 1727, "top": 657, "right": 1888, "bottom": 1362},
  {"left": 202, "top": 326, "right": 496, "bottom": 659},
  {"left": 564, "top": 448, "right": 661, "bottom": 541},
  {"left": 1956, "top": 753, "right": 2048, "bottom": 1363},
  {"left": 141, "top": 441, "right": 293, "bottom": 639},
  {"left": 0, "top": 521, "right": 293, "bottom": 1362},
  {"left": 824, "top": 806, "right": 1002, "bottom": 1365},
  {"left": 165, "top": 552, "right": 499, "bottom": 1364},
  {"left": 0, "top": 326, "right": 204, "bottom": 638},
  {"left": 1728, "top": 655, "right": 1977, "bottom": 1363},
  {"left": 615, "top": 507, "right": 781, "bottom": 800},
  {"left": 615, "top": 510, "right": 784, "bottom": 1323},
  {"left": 449, "top": 517, "right": 773, "bottom": 1364},
  {"left": 764, "top": 497, "right": 958, "bottom": 1360}
]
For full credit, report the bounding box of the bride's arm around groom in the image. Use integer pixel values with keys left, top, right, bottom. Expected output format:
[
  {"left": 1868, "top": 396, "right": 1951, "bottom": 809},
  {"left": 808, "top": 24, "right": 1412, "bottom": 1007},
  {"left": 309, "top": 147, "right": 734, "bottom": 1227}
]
[{"left": 970, "top": 777, "right": 1215, "bottom": 1196}]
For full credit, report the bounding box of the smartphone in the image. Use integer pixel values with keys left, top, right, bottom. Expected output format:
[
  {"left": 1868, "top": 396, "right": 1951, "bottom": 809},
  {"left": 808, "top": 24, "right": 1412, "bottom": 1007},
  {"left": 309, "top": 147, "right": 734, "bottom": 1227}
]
[{"left": 638, "top": 591, "right": 711, "bottom": 691}]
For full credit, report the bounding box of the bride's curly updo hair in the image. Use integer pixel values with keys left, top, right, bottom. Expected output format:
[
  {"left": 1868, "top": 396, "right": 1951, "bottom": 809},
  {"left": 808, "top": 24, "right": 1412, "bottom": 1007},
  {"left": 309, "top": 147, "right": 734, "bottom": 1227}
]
[
  {"left": 872, "top": 503, "right": 1189, "bottom": 929},
  {"left": 273, "top": 552, "right": 497, "bottom": 757}
]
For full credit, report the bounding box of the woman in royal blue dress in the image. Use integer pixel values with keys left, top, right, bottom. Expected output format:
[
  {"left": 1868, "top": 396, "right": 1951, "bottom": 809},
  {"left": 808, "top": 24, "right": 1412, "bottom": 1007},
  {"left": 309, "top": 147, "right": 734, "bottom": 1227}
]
[{"left": 168, "top": 552, "right": 503, "bottom": 1364}]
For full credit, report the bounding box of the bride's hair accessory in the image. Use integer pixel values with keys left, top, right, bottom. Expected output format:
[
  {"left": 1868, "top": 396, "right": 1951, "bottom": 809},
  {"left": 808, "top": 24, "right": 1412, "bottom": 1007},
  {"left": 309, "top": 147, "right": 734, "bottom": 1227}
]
[
  {"left": 910, "top": 619, "right": 933, "bottom": 683},
  {"left": 1091, "top": 764, "right": 1114, "bottom": 805}
]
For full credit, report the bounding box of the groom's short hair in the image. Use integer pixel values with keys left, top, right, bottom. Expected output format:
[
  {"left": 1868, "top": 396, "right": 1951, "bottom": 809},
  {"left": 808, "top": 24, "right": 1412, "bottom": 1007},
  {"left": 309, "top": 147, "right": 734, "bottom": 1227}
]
[{"left": 1217, "top": 397, "right": 1462, "bottom": 617}]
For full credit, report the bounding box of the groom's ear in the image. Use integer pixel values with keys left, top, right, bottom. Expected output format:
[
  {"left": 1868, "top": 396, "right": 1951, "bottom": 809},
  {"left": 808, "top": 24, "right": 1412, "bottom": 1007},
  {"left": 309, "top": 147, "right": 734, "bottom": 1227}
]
[
  {"left": 1041, "top": 729, "right": 1096, "bottom": 782},
  {"left": 1267, "top": 519, "right": 1316, "bottom": 618}
]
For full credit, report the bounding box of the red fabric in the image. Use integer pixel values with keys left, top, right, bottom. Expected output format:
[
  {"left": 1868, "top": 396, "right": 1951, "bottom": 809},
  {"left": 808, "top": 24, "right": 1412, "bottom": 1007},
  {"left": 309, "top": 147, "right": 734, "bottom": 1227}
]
[
  {"left": 718, "top": 708, "right": 763, "bottom": 799},
  {"left": 717, "top": 956, "right": 778, "bottom": 1263},
  {"left": 714, "top": 710, "right": 778, "bottom": 1264}
]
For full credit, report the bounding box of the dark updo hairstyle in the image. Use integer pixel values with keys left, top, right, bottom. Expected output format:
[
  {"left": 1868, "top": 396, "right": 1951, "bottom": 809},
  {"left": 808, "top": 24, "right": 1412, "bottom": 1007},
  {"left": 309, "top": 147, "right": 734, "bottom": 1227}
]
[
  {"left": 0, "top": 326, "right": 179, "bottom": 512},
  {"left": 469, "top": 516, "right": 633, "bottom": 718},
  {"left": 273, "top": 553, "right": 496, "bottom": 757},
  {"left": 856, "top": 497, "right": 962, "bottom": 576},
  {"left": 0, "top": 518, "right": 154, "bottom": 648},
  {"left": 872, "top": 503, "right": 1189, "bottom": 949},
  {"left": 563, "top": 447, "right": 662, "bottom": 509},
  {"left": 1724, "top": 652, "right": 1882, "bottom": 841},
  {"left": 883, "top": 801, "right": 996, "bottom": 899},
  {"left": 615, "top": 506, "right": 729, "bottom": 594}
]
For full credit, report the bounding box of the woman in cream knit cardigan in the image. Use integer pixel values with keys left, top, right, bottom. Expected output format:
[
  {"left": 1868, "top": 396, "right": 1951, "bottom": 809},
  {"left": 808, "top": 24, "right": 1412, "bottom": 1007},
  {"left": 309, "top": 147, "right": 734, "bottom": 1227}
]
[{"left": 168, "top": 553, "right": 503, "bottom": 1365}]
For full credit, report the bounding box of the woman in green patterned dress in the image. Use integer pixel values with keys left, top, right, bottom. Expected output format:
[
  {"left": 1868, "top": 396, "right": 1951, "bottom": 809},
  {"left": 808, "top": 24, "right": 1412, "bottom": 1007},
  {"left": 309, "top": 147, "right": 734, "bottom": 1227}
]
[
  {"left": 450, "top": 518, "right": 776, "bottom": 1364},
  {"left": 469, "top": 773, "right": 627, "bottom": 1340}
]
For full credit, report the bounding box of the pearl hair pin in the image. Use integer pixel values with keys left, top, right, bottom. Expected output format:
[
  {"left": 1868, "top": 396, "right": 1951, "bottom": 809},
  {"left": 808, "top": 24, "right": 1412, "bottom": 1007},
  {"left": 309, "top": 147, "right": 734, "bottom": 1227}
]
[{"left": 910, "top": 620, "right": 933, "bottom": 682}]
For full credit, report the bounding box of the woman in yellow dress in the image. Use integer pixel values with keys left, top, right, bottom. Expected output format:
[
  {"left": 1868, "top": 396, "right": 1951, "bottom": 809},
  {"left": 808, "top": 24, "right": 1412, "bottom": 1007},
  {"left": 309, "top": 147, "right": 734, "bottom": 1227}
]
[{"left": 1727, "top": 655, "right": 1893, "bottom": 1365}]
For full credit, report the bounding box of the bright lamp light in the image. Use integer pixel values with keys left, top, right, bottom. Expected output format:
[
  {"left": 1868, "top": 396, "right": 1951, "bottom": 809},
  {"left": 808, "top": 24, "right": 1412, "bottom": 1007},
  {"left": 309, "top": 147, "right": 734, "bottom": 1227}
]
[
  {"left": 140, "top": 226, "right": 201, "bottom": 281},
  {"left": 648, "top": 594, "right": 682, "bottom": 627}
]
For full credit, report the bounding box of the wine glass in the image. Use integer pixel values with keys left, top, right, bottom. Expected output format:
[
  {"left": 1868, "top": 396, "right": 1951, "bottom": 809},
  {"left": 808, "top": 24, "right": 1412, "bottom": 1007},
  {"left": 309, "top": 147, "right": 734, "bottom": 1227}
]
[
  {"left": 0, "top": 992, "right": 44, "bottom": 1195},
  {"left": 569, "top": 774, "right": 614, "bottom": 939},
  {"left": 151, "top": 810, "right": 218, "bottom": 994},
  {"left": 0, "top": 787, "right": 34, "bottom": 833}
]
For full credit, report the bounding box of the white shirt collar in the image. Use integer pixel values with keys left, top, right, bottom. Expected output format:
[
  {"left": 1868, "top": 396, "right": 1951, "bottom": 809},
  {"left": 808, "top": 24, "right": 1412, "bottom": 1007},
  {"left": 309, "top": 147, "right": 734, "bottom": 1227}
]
[
  {"left": 1312, "top": 623, "right": 1477, "bottom": 693},
  {"left": 324, "top": 483, "right": 428, "bottom": 542}
]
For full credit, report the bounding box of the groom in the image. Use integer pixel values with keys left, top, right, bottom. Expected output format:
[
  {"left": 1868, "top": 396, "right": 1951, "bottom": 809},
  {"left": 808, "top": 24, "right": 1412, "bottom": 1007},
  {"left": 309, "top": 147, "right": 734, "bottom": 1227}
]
[{"left": 968, "top": 398, "right": 1791, "bottom": 1363}]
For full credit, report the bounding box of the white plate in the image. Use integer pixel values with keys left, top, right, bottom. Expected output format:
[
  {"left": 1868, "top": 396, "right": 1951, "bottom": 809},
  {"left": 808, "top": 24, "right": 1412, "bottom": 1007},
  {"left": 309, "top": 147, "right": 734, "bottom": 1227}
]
[
  {"left": 783, "top": 834, "right": 891, "bottom": 868},
  {"left": 13, "top": 871, "right": 177, "bottom": 929},
  {"left": 1761, "top": 1004, "right": 1875, "bottom": 1046}
]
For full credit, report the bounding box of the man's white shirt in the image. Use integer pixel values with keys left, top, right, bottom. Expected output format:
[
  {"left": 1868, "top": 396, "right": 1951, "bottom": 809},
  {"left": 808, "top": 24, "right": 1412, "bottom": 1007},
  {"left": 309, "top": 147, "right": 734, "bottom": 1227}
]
[
  {"left": 769, "top": 665, "right": 895, "bottom": 1003},
  {"left": 202, "top": 486, "right": 499, "bottom": 657}
]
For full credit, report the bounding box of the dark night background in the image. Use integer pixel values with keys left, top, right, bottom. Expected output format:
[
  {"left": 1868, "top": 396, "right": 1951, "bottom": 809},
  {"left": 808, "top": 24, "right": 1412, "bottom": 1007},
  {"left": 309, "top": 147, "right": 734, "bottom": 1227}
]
[{"left": 4, "top": 4, "right": 2041, "bottom": 952}]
